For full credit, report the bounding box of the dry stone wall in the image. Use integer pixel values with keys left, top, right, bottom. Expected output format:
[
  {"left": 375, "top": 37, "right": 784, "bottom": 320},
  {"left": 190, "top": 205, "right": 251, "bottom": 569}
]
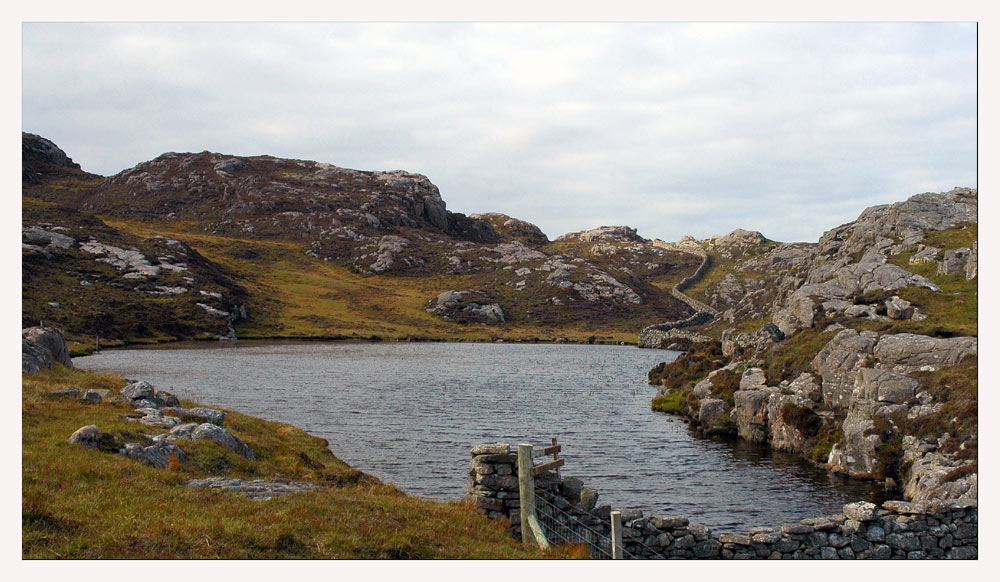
[
  {"left": 639, "top": 249, "right": 717, "bottom": 348},
  {"left": 466, "top": 443, "right": 977, "bottom": 559}
]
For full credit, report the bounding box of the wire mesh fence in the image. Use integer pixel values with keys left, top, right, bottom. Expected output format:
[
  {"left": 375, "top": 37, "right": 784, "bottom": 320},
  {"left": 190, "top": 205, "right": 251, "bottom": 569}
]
[{"left": 535, "top": 495, "right": 616, "bottom": 558}]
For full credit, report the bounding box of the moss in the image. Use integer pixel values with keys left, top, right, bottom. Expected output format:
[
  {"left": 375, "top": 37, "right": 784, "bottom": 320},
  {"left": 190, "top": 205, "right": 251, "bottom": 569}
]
[
  {"left": 909, "top": 356, "right": 978, "bottom": 460},
  {"left": 708, "top": 410, "right": 737, "bottom": 433},
  {"left": 868, "top": 414, "right": 905, "bottom": 481},
  {"left": 651, "top": 392, "right": 687, "bottom": 414},
  {"left": 922, "top": 223, "right": 977, "bottom": 250}
]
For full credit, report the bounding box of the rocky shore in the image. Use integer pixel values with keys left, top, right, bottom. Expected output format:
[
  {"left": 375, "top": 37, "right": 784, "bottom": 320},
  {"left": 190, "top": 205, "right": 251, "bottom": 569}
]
[
  {"left": 647, "top": 188, "right": 978, "bottom": 509},
  {"left": 467, "top": 443, "right": 977, "bottom": 559}
]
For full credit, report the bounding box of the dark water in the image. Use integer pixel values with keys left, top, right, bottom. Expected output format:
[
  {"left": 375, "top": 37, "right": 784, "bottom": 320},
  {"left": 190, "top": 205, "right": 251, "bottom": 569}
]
[{"left": 75, "top": 341, "right": 890, "bottom": 532}]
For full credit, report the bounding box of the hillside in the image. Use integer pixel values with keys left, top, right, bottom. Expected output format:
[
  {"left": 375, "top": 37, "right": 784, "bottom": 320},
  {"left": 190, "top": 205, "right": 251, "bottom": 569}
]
[
  {"left": 22, "top": 133, "right": 698, "bottom": 349},
  {"left": 646, "top": 188, "right": 978, "bottom": 504}
]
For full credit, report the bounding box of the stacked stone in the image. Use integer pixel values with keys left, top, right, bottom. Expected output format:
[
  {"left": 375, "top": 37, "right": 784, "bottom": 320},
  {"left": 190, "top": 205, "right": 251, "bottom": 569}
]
[
  {"left": 466, "top": 443, "right": 603, "bottom": 541},
  {"left": 467, "top": 443, "right": 978, "bottom": 559},
  {"left": 638, "top": 312, "right": 715, "bottom": 348},
  {"left": 467, "top": 443, "right": 519, "bottom": 521}
]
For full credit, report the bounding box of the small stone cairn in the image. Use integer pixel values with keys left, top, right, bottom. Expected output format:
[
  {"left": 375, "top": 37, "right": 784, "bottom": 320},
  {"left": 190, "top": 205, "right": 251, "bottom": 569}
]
[{"left": 467, "top": 442, "right": 977, "bottom": 559}]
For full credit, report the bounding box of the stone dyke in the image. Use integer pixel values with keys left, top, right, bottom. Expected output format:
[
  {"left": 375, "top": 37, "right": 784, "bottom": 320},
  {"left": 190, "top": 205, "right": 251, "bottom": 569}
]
[
  {"left": 639, "top": 248, "right": 717, "bottom": 348},
  {"left": 466, "top": 442, "right": 977, "bottom": 559},
  {"left": 639, "top": 312, "right": 715, "bottom": 348}
]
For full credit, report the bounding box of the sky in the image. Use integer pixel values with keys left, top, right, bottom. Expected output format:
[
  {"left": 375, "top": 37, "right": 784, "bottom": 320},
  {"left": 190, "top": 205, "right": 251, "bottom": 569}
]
[{"left": 21, "top": 21, "right": 977, "bottom": 243}]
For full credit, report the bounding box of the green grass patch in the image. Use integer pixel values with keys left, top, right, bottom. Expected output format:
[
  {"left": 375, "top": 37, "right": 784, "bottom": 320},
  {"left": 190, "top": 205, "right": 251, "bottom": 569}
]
[
  {"left": 922, "top": 223, "right": 977, "bottom": 250},
  {"left": 651, "top": 392, "right": 687, "bottom": 414}
]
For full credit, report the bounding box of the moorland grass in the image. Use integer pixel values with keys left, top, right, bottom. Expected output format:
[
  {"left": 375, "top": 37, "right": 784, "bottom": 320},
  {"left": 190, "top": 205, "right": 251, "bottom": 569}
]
[
  {"left": 23, "top": 367, "right": 576, "bottom": 559},
  {"left": 101, "top": 219, "right": 642, "bottom": 345}
]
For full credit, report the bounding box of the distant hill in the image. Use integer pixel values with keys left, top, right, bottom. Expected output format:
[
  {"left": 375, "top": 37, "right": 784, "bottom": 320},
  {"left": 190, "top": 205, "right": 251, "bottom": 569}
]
[{"left": 22, "top": 133, "right": 701, "bottom": 349}]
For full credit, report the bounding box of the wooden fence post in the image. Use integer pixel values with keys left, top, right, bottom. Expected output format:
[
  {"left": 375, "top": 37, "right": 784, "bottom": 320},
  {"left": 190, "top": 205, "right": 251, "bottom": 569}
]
[
  {"left": 611, "top": 510, "right": 623, "bottom": 559},
  {"left": 517, "top": 443, "right": 536, "bottom": 545}
]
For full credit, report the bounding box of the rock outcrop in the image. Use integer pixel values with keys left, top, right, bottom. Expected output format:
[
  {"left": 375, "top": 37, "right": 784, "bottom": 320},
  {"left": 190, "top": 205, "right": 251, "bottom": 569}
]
[
  {"left": 186, "top": 477, "right": 322, "bottom": 500},
  {"left": 22, "top": 326, "right": 73, "bottom": 373},
  {"left": 67, "top": 378, "right": 253, "bottom": 468},
  {"left": 426, "top": 290, "right": 506, "bottom": 323}
]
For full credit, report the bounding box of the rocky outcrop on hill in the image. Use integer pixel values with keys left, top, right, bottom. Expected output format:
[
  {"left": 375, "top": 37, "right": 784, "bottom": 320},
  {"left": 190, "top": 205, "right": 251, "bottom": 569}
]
[
  {"left": 23, "top": 189, "right": 250, "bottom": 341},
  {"left": 470, "top": 213, "right": 549, "bottom": 246},
  {"left": 24, "top": 134, "right": 700, "bottom": 333},
  {"left": 22, "top": 326, "right": 73, "bottom": 372},
  {"left": 22, "top": 133, "right": 84, "bottom": 185},
  {"left": 427, "top": 290, "right": 506, "bottom": 323},
  {"left": 771, "top": 189, "right": 976, "bottom": 335},
  {"left": 685, "top": 189, "right": 977, "bottom": 332},
  {"left": 555, "top": 225, "right": 644, "bottom": 243}
]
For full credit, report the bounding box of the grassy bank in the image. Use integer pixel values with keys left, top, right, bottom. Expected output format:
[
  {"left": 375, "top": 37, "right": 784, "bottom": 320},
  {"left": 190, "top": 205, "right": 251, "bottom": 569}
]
[{"left": 23, "top": 366, "right": 575, "bottom": 559}]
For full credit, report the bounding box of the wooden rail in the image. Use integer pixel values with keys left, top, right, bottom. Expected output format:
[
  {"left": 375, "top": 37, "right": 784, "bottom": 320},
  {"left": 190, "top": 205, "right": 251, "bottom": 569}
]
[{"left": 517, "top": 437, "right": 562, "bottom": 548}]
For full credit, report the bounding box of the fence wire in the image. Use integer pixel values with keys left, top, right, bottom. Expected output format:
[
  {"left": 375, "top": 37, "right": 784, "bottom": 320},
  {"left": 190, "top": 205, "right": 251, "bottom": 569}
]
[{"left": 534, "top": 496, "right": 654, "bottom": 559}]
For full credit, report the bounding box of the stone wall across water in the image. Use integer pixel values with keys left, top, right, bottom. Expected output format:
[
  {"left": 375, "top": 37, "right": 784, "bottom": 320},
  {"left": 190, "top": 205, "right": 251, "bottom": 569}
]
[{"left": 466, "top": 443, "right": 977, "bottom": 559}]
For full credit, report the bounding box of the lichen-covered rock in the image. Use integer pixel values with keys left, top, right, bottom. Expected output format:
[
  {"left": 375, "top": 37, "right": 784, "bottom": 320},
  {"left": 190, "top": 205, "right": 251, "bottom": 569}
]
[
  {"left": 69, "top": 425, "right": 99, "bottom": 449},
  {"left": 885, "top": 296, "right": 914, "bottom": 320},
  {"left": 937, "top": 248, "right": 970, "bottom": 276},
  {"left": 22, "top": 327, "right": 74, "bottom": 373},
  {"left": 161, "top": 406, "right": 227, "bottom": 426},
  {"left": 827, "top": 400, "right": 890, "bottom": 479},
  {"left": 168, "top": 422, "right": 255, "bottom": 460},
  {"left": 80, "top": 389, "right": 104, "bottom": 404},
  {"left": 186, "top": 477, "right": 323, "bottom": 500},
  {"left": 788, "top": 372, "right": 822, "bottom": 402},
  {"left": 119, "top": 381, "right": 156, "bottom": 405},
  {"left": 965, "top": 241, "right": 977, "bottom": 279},
  {"left": 766, "top": 393, "right": 818, "bottom": 453},
  {"left": 153, "top": 390, "right": 181, "bottom": 408},
  {"left": 904, "top": 449, "right": 978, "bottom": 503},
  {"left": 812, "top": 329, "right": 878, "bottom": 411},
  {"left": 733, "top": 389, "right": 769, "bottom": 443},
  {"left": 872, "top": 334, "right": 977, "bottom": 373},
  {"left": 426, "top": 289, "right": 505, "bottom": 323},
  {"left": 121, "top": 441, "right": 187, "bottom": 468},
  {"left": 555, "top": 225, "right": 644, "bottom": 243},
  {"left": 697, "top": 398, "right": 730, "bottom": 434},
  {"left": 739, "top": 368, "right": 767, "bottom": 391},
  {"left": 853, "top": 368, "right": 918, "bottom": 405}
]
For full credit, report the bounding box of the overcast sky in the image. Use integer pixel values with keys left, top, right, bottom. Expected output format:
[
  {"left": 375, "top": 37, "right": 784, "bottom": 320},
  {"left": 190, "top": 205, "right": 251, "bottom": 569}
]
[{"left": 21, "top": 22, "right": 976, "bottom": 242}]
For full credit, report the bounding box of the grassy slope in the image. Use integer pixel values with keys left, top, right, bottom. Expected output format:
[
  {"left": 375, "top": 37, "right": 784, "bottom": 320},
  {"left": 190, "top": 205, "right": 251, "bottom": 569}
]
[
  {"left": 23, "top": 367, "right": 575, "bottom": 559},
  {"left": 104, "top": 219, "right": 646, "bottom": 343}
]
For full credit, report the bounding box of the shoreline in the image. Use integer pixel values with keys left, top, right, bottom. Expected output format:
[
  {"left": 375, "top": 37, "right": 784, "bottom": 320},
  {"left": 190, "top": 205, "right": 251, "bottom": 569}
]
[{"left": 70, "top": 333, "right": 645, "bottom": 355}]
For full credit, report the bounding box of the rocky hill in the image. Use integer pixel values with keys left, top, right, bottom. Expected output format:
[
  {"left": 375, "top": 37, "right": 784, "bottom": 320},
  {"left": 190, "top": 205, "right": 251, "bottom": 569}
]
[
  {"left": 647, "top": 188, "right": 978, "bottom": 504},
  {"left": 23, "top": 136, "right": 250, "bottom": 348},
  {"left": 22, "top": 133, "right": 697, "bottom": 347}
]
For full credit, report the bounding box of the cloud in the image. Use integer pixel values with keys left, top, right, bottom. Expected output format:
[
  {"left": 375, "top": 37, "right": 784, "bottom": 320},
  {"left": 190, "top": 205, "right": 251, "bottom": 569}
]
[{"left": 22, "top": 22, "right": 976, "bottom": 243}]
